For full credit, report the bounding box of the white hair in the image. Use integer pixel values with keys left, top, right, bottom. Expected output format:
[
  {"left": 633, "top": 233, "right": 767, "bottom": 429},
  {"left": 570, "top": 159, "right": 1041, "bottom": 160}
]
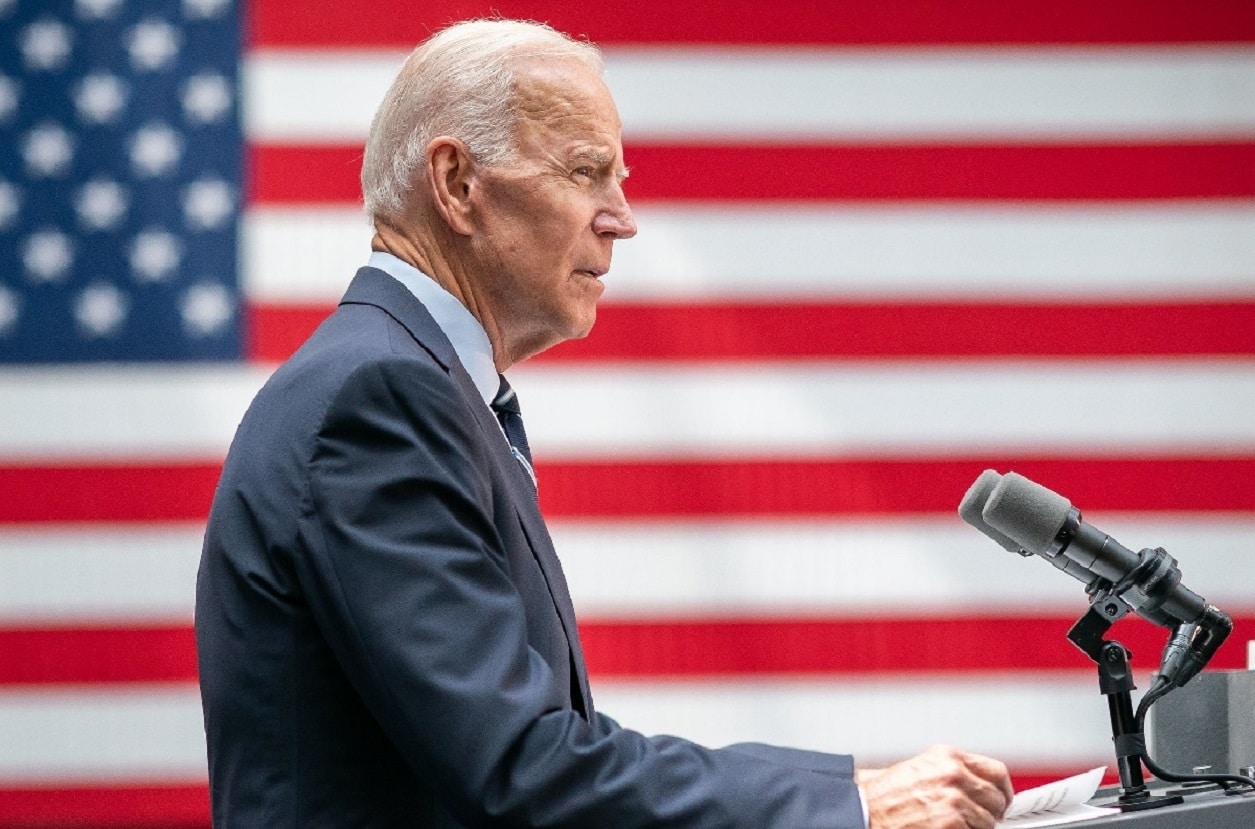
[{"left": 360, "top": 19, "right": 604, "bottom": 223}]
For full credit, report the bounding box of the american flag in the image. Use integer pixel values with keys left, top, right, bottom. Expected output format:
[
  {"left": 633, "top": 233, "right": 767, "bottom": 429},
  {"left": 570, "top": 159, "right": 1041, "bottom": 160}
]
[{"left": 2, "top": 0, "right": 1254, "bottom": 825}]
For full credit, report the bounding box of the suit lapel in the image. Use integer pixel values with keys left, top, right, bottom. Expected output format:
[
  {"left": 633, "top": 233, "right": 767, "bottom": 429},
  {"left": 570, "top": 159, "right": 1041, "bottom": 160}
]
[
  {"left": 510, "top": 493, "right": 594, "bottom": 719},
  {"left": 449, "top": 366, "right": 595, "bottom": 719}
]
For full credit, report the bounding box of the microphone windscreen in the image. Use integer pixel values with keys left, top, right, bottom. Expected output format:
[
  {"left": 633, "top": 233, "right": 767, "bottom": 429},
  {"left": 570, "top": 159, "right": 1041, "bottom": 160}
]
[
  {"left": 958, "top": 470, "right": 1024, "bottom": 553},
  {"left": 982, "top": 472, "right": 1072, "bottom": 555}
]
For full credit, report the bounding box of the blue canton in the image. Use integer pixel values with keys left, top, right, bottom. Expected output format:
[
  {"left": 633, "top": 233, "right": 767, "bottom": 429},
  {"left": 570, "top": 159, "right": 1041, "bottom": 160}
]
[{"left": 0, "top": 0, "right": 242, "bottom": 362}]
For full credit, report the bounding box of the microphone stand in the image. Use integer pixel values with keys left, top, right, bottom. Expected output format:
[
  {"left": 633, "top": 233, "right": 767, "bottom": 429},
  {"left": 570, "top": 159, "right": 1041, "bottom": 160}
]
[{"left": 1066, "top": 597, "right": 1184, "bottom": 812}]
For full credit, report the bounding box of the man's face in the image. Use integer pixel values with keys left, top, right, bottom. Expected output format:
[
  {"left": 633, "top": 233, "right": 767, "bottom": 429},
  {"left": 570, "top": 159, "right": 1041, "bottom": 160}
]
[{"left": 467, "top": 59, "right": 636, "bottom": 354}]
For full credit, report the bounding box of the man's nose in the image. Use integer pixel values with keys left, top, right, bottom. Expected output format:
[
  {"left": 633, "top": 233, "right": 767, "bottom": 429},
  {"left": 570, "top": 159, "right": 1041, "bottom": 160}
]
[{"left": 594, "top": 187, "right": 637, "bottom": 240}]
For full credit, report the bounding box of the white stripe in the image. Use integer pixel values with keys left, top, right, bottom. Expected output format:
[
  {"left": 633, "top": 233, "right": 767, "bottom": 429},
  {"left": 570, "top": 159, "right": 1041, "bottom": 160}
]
[
  {"left": 0, "top": 526, "right": 200, "bottom": 624},
  {"left": 514, "top": 361, "right": 1255, "bottom": 455},
  {"left": 555, "top": 517, "right": 1255, "bottom": 618},
  {"left": 0, "top": 365, "right": 269, "bottom": 460},
  {"left": 244, "top": 47, "right": 1255, "bottom": 142},
  {"left": 4, "top": 518, "right": 1251, "bottom": 622},
  {"left": 4, "top": 361, "right": 1255, "bottom": 458},
  {"left": 609, "top": 46, "right": 1255, "bottom": 141},
  {"left": 241, "top": 206, "right": 370, "bottom": 302},
  {"left": 244, "top": 49, "right": 405, "bottom": 142},
  {"left": 0, "top": 686, "right": 206, "bottom": 783},
  {"left": 242, "top": 203, "right": 1255, "bottom": 303},
  {"left": 595, "top": 676, "right": 1114, "bottom": 767},
  {"left": 0, "top": 678, "right": 1112, "bottom": 782},
  {"left": 607, "top": 203, "right": 1255, "bottom": 300},
  {"left": 4, "top": 361, "right": 1253, "bottom": 458}
]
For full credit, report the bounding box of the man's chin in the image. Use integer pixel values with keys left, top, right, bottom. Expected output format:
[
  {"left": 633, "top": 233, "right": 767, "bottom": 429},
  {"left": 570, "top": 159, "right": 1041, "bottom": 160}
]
[
  {"left": 522, "top": 309, "right": 597, "bottom": 360},
  {"left": 563, "top": 299, "right": 599, "bottom": 341},
  {"left": 567, "top": 315, "right": 596, "bottom": 341}
]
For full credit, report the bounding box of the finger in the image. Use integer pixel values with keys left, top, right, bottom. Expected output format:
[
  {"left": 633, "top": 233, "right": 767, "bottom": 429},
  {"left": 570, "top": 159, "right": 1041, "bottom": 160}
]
[
  {"left": 962, "top": 752, "right": 1015, "bottom": 809},
  {"left": 931, "top": 786, "right": 997, "bottom": 829},
  {"left": 965, "top": 774, "right": 1013, "bottom": 820},
  {"left": 934, "top": 757, "right": 1010, "bottom": 820},
  {"left": 962, "top": 801, "right": 1000, "bottom": 829}
]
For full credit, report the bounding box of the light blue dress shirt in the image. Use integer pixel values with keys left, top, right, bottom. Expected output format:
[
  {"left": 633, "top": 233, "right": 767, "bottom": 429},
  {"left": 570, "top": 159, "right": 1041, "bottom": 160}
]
[{"left": 367, "top": 251, "right": 500, "bottom": 409}]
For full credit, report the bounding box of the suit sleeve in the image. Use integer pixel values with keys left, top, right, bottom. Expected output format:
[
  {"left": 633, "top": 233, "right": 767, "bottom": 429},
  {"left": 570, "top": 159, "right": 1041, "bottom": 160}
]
[{"left": 295, "top": 358, "right": 865, "bottom": 828}]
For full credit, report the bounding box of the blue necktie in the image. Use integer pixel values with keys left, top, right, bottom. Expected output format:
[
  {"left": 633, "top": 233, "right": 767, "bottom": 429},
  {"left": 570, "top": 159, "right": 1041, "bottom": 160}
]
[{"left": 492, "top": 375, "right": 536, "bottom": 486}]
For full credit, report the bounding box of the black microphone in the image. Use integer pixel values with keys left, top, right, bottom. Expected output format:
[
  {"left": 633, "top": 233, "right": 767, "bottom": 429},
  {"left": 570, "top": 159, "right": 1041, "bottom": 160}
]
[
  {"left": 958, "top": 470, "right": 1101, "bottom": 585},
  {"left": 956, "top": 469, "right": 1024, "bottom": 555},
  {"left": 981, "top": 471, "right": 1208, "bottom": 624},
  {"left": 959, "top": 470, "right": 1232, "bottom": 687}
]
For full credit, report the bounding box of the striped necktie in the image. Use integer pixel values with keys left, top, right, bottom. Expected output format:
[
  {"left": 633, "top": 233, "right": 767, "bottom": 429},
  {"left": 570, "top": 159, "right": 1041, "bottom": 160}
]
[{"left": 492, "top": 375, "right": 536, "bottom": 486}]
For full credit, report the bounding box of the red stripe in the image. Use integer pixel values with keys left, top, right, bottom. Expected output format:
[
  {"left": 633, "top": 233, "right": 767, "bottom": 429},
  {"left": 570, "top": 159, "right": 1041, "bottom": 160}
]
[
  {"left": 0, "top": 626, "right": 196, "bottom": 685},
  {"left": 250, "top": 145, "right": 359, "bottom": 205},
  {"left": 3, "top": 456, "right": 1255, "bottom": 524},
  {"left": 0, "top": 769, "right": 1102, "bottom": 827},
  {"left": 628, "top": 143, "right": 1255, "bottom": 202},
  {"left": 1012, "top": 769, "right": 1118, "bottom": 794},
  {"left": 249, "top": 0, "right": 1255, "bottom": 46},
  {"left": 0, "top": 463, "right": 219, "bottom": 523},
  {"left": 0, "top": 783, "right": 208, "bottom": 828},
  {"left": 580, "top": 614, "right": 1255, "bottom": 678},
  {"left": 249, "top": 142, "right": 1255, "bottom": 205},
  {"left": 536, "top": 456, "right": 1255, "bottom": 519},
  {"left": 5, "top": 615, "right": 1252, "bottom": 685},
  {"left": 246, "top": 300, "right": 1255, "bottom": 364},
  {"left": 247, "top": 302, "right": 327, "bottom": 362},
  {"left": 542, "top": 301, "right": 1255, "bottom": 362}
]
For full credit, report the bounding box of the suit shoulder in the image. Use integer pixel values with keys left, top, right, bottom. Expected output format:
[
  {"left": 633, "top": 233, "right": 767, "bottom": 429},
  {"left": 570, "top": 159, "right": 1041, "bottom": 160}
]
[{"left": 226, "top": 301, "right": 459, "bottom": 475}]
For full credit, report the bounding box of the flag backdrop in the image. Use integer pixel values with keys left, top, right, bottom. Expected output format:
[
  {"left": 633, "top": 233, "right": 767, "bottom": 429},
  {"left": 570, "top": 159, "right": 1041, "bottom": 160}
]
[{"left": 3, "top": 0, "right": 1255, "bottom": 825}]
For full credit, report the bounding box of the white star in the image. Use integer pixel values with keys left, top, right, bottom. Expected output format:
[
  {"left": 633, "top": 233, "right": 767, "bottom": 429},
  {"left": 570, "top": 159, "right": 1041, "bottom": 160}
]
[
  {"left": 130, "top": 230, "right": 181, "bottom": 281},
  {"left": 75, "top": 0, "right": 124, "bottom": 18},
  {"left": 21, "top": 19, "right": 73, "bottom": 71},
  {"left": 22, "top": 230, "right": 75, "bottom": 283},
  {"left": 183, "top": 0, "right": 232, "bottom": 19},
  {"left": 23, "top": 124, "right": 74, "bottom": 177},
  {"left": 129, "top": 123, "right": 183, "bottom": 177},
  {"left": 183, "top": 177, "right": 233, "bottom": 230},
  {"left": 181, "top": 283, "right": 234, "bottom": 336},
  {"left": 75, "top": 73, "right": 128, "bottom": 124},
  {"left": 0, "top": 286, "right": 18, "bottom": 336},
  {"left": 0, "top": 76, "right": 18, "bottom": 123},
  {"left": 76, "top": 179, "right": 129, "bottom": 230},
  {"left": 128, "top": 20, "right": 182, "bottom": 71},
  {"left": 74, "top": 283, "right": 128, "bottom": 337},
  {"left": 182, "top": 73, "right": 232, "bottom": 125},
  {"left": 0, "top": 181, "right": 18, "bottom": 230}
]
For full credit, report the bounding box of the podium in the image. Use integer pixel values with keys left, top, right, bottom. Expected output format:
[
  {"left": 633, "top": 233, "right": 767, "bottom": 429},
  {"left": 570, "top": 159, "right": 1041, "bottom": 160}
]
[{"left": 1067, "top": 786, "right": 1255, "bottom": 828}]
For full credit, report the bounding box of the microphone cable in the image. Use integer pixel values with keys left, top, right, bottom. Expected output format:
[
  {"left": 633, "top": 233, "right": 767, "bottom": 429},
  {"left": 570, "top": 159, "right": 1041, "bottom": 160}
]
[{"left": 1132, "top": 676, "right": 1255, "bottom": 793}]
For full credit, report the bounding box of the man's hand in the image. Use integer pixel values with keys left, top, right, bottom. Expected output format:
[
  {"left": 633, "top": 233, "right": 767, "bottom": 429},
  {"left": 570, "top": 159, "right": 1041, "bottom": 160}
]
[{"left": 856, "top": 744, "right": 1014, "bottom": 829}]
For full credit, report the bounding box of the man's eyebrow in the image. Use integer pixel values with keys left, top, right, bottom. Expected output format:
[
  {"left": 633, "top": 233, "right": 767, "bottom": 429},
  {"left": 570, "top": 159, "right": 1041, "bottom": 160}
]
[
  {"left": 570, "top": 148, "right": 613, "bottom": 166},
  {"left": 569, "top": 148, "right": 630, "bottom": 180}
]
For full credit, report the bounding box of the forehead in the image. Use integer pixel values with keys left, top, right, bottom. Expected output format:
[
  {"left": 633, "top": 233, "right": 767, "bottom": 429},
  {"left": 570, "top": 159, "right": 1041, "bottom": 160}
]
[{"left": 511, "top": 59, "right": 622, "bottom": 152}]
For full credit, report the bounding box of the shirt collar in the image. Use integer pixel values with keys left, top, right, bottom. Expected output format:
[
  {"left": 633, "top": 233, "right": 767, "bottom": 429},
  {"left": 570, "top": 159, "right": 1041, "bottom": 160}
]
[{"left": 367, "top": 251, "right": 499, "bottom": 407}]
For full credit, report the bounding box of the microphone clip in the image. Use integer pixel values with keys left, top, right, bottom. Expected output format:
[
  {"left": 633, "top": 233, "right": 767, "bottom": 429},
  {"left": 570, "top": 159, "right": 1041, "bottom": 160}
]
[
  {"left": 1065, "top": 601, "right": 1186, "bottom": 812},
  {"left": 1067, "top": 596, "right": 1129, "bottom": 664}
]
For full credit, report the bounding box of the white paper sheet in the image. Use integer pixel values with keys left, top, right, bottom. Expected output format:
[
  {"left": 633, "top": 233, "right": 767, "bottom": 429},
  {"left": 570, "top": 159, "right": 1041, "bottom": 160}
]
[{"left": 998, "top": 766, "right": 1119, "bottom": 828}]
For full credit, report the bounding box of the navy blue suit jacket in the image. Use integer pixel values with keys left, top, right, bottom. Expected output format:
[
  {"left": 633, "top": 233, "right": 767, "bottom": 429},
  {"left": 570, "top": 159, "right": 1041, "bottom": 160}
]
[{"left": 196, "top": 267, "right": 864, "bottom": 827}]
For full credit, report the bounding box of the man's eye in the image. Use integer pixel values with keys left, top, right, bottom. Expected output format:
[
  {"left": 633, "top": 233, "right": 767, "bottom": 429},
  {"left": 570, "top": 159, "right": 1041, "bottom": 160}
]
[{"left": 573, "top": 167, "right": 594, "bottom": 179}]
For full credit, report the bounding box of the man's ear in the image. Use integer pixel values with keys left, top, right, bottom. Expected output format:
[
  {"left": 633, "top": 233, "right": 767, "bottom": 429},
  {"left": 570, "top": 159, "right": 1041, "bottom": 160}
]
[{"left": 427, "top": 137, "right": 476, "bottom": 236}]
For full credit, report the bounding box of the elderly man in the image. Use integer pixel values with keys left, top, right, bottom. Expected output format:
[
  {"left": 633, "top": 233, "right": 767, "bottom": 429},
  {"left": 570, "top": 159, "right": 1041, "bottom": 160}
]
[{"left": 196, "top": 18, "right": 1013, "bottom": 828}]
